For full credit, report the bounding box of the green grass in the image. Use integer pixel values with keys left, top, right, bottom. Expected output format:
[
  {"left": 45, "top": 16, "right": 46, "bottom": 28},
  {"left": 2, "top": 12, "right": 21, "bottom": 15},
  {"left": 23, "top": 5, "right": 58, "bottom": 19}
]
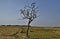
[{"left": 0, "top": 26, "right": 60, "bottom": 39}]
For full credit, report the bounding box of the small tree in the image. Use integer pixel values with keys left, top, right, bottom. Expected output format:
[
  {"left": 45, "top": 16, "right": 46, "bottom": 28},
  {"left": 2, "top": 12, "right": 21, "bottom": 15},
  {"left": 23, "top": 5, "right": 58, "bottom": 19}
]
[{"left": 20, "top": 2, "right": 38, "bottom": 38}]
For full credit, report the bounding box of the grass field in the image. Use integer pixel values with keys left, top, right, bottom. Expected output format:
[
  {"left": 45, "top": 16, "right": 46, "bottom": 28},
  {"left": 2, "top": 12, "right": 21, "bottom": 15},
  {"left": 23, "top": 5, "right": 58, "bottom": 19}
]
[{"left": 0, "top": 26, "right": 60, "bottom": 39}]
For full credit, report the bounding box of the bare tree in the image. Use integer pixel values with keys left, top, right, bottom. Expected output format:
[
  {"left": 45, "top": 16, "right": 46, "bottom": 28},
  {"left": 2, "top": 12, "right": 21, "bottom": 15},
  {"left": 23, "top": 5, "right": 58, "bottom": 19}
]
[{"left": 20, "top": 2, "right": 38, "bottom": 38}]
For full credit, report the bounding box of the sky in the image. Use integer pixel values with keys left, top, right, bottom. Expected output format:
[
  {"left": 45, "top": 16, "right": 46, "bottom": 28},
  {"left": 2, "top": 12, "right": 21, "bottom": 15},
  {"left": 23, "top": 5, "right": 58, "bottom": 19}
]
[{"left": 0, "top": 0, "right": 60, "bottom": 27}]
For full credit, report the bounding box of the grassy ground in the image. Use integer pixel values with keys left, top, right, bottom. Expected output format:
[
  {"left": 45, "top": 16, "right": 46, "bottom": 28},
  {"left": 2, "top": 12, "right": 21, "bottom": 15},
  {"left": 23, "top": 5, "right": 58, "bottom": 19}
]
[{"left": 0, "top": 26, "right": 60, "bottom": 39}]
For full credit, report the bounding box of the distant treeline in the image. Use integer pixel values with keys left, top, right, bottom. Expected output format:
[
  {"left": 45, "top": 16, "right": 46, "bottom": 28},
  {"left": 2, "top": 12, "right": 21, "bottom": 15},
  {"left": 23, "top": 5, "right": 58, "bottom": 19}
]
[
  {"left": 0, "top": 25, "right": 27, "bottom": 27},
  {"left": 0, "top": 25, "right": 60, "bottom": 28}
]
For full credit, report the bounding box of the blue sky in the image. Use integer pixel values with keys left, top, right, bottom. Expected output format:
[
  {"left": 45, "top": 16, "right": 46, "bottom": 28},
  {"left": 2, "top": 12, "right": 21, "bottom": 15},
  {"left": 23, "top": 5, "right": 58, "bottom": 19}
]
[{"left": 0, "top": 0, "right": 60, "bottom": 27}]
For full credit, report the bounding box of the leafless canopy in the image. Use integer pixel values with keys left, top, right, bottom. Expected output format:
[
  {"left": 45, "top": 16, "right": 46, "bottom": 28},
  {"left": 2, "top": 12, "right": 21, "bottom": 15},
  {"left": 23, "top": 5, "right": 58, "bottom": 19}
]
[{"left": 20, "top": 2, "right": 38, "bottom": 24}]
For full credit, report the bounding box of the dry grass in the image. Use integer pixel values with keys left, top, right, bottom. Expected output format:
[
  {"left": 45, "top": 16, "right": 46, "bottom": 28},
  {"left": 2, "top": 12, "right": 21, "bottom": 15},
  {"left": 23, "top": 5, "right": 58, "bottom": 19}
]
[{"left": 0, "top": 26, "right": 60, "bottom": 39}]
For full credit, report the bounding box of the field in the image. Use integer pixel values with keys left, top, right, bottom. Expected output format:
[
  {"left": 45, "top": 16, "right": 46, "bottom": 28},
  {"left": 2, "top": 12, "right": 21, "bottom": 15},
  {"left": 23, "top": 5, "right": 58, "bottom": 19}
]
[{"left": 0, "top": 26, "right": 60, "bottom": 39}]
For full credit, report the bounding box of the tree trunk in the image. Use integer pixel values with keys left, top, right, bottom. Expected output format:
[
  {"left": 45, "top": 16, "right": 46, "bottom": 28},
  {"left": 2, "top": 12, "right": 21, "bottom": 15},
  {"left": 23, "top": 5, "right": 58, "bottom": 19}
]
[{"left": 26, "top": 21, "right": 30, "bottom": 38}]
